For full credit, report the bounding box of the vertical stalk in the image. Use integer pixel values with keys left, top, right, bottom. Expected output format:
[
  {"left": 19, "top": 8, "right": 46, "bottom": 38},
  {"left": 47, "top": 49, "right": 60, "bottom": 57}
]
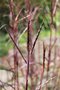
[
  {"left": 39, "top": 42, "right": 46, "bottom": 90},
  {"left": 9, "top": 1, "right": 19, "bottom": 90},
  {"left": 46, "top": 1, "right": 53, "bottom": 90},
  {"left": 25, "top": 18, "right": 34, "bottom": 90},
  {"left": 13, "top": 27, "right": 19, "bottom": 90},
  {"left": 25, "top": 0, "right": 35, "bottom": 90},
  {"left": 25, "top": 21, "right": 30, "bottom": 90}
]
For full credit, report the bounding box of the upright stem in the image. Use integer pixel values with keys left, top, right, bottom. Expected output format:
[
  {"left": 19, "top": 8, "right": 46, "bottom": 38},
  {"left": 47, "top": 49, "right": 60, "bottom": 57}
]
[
  {"left": 9, "top": 1, "right": 19, "bottom": 90},
  {"left": 25, "top": 21, "right": 30, "bottom": 90},
  {"left": 25, "top": 0, "right": 35, "bottom": 89},
  {"left": 39, "top": 42, "right": 46, "bottom": 90},
  {"left": 13, "top": 27, "right": 19, "bottom": 90}
]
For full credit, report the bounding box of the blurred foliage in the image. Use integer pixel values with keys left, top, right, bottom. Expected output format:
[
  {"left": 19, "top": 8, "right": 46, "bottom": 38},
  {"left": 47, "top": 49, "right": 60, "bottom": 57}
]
[
  {"left": 0, "top": 0, "right": 9, "bottom": 34},
  {"left": 0, "top": 34, "right": 8, "bottom": 57},
  {"left": 0, "top": 0, "right": 60, "bottom": 56},
  {"left": 0, "top": 33, "right": 12, "bottom": 57}
]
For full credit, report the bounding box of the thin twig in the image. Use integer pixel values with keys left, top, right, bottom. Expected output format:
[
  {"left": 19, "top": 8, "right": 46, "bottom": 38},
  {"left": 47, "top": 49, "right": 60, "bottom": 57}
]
[
  {"left": 39, "top": 42, "right": 46, "bottom": 90},
  {"left": 19, "top": 14, "right": 31, "bottom": 22},
  {"left": 0, "top": 80, "right": 14, "bottom": 90},
  {"left": 31, "top": 22, "right": 44, "bottom": 54},
  {"left": 5, "top": 28, "right": 27, "bottom": 63},
  {"left": 36, "top": 76, "right": 56, "bottom": 90},
  {"left": 25, "top": 21, "right": 30, "bottom": 90}
]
